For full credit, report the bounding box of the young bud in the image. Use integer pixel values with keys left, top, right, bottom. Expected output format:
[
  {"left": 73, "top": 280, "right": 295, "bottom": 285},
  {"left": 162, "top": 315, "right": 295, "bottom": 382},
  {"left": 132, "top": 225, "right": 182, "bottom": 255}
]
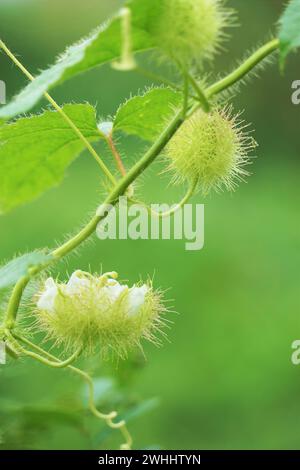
[
  {"left": 165, "top": 108, "right": 257, "bottom": 194},
  {"left": 35, "top": 271, "right": 166, "bottom": 359},
  {"left": 152, "top": 0, "right": 233, "bottom": 65}
]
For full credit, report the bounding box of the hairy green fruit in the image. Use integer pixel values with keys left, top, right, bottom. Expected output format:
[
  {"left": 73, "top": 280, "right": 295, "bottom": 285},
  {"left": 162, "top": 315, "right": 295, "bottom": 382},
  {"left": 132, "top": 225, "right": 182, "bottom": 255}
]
[
  {"left": 35, "top": 271, "right": 166, "bottom": 359},
  {"left": 166, "top": 108, "right": 257, "bottom": 194},
  {"left": 153, "top": 0, "right": 233, "bottom": 65}
]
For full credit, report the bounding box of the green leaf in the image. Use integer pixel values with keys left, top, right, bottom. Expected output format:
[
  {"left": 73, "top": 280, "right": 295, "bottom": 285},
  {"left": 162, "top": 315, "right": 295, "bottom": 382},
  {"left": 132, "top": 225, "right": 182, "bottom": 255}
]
[
  {"left": 279, "top": 0, "right": 300, "bottom": 68},
  {"left": 0, "top": 103, "right": 100, "bottom": 213},
  {"left": 114, "top": 87, "right": 182, "bottom": 141},
  {"left": 0, "top": 0, "right": 160, "bottom": 120},
  {"left": 0, "top": 251, "right": 51, "bottom": 290}
]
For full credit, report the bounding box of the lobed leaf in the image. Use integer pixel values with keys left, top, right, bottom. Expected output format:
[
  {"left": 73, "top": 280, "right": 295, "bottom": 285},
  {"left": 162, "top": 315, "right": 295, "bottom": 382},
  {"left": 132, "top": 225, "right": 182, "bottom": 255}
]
[
  {"left": 278, "top": 0, "right": 300, "bottom": 68},
  {"left": 114, "top": 87, "right": 182, "bottom": 141},
  {"left": 0, "top": 0, "right": 161, "bottom": 120},
  {"left": 0, "top": 103, "right": 100, "bottom": 213}
]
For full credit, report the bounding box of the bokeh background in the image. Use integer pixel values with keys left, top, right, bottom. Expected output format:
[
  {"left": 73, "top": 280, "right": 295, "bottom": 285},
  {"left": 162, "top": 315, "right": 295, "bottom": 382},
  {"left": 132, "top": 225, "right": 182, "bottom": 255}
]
[{"left": 0, "top": 0, "right": 300, "bottom": 450}]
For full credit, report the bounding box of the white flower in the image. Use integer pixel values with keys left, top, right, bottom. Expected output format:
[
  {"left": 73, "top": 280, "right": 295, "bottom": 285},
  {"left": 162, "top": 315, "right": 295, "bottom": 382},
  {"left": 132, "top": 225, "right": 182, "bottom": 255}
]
[
  {"left": 65, "top": 271, "right": 91, "bottom": 295},
  {"left": 104, "top": 278, "right": 149, "bottom": 316},
  {"left": 37, "top": 278, "right": 58, "bottom": 313},
  {"left": 127, "top": 285, "right": 149, "bottom": 317},
  {"left": 35, "top": 270, "right": 164, "bottom": 359},
  {"left": 105, "top": 281, "right": 128, "bottom": 302},
  {"left": 37, "top": 273, "right": 149, "bottom": 318}
]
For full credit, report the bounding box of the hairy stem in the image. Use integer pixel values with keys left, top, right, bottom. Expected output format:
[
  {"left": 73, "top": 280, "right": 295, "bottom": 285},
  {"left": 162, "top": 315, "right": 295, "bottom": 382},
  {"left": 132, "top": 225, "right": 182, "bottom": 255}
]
[
  {"left": 0, "top": 36, "right": 281, "bottom": 452},
  {"left": 3, "top": 39, "right": 279, "bottom": 331},
  {"left": 5, "top": 276, "right": 30, "bottom": 328},
  {"left": 6, "top": 331, "right": 81, "bottom": 368},
  {"left": 106, "top": 134, "right": 127, "bottom": 176},
  {"left": 186, "top": 71, "right": 211, "bottom": 112},
  {"left": 54, "top": 107, "right": 185, "bottom": 258},
  {"left": 3, "top": 108, "right": 185, "bottom": 329},
  {"left": 207, "top": 39, "right": 279, "bottom": 97}
]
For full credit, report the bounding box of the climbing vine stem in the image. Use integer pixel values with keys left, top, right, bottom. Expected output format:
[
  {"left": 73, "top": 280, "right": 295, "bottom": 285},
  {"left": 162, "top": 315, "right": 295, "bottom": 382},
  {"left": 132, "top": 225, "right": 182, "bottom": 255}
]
[
  {"left": 0, "top": 36, "right": 280, "bottom": 449},
  {"left": 3, "top": 106, "right": 185, "bottom": 329},
  {"left": 3, "top": 39, "right": 280, "bottom": 329},
  {"left": 206, "top": 39, "right": 279, "bottom": 97}
]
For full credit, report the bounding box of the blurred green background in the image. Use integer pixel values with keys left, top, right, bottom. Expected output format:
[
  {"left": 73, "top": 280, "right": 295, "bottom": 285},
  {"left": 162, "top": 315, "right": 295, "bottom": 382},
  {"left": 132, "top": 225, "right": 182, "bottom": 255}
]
[{"left": 1, "top": 0, "right": 300, "bottom": 450}]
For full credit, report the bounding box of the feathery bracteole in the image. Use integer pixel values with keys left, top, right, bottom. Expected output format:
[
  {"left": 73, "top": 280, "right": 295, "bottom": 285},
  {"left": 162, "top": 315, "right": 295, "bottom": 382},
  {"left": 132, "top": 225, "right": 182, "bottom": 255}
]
[
  {"left": 165, "top": 107, "right": 257, "bottom": 194},
  {"left": 35, "top": 270, "right": 166, "bottom": 359},
  {"left": 151, "top": 0, "right": 233, "bottom": 65}
]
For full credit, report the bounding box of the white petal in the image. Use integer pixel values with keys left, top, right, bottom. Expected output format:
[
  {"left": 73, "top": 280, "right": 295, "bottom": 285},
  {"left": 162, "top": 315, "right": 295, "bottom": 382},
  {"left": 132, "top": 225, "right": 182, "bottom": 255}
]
[
  {"left": 127, "top": 285, "right": 149, "bottom": 317},
  {"left": 65, "top": 271, "right": 90, "bottom": 295},
  {"left": 37, "top": 278, "right": 58, "bottom": 313},
  {"left": 105, "top": 282, "right": 128, "bottom": 302}
]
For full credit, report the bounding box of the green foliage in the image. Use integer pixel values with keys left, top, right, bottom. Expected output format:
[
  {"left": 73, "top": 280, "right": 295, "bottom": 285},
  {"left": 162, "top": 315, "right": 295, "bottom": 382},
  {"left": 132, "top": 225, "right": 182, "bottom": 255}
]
[
  {"left": 0, "top": 104, "right": 99, "bottom": 213},
  {"left": 279, "top": 0, "right": 300, "bottom": 68},
  {"left": 0, "top": 0, "right": 292, "bottom": 452},
  {"left": 0, "top": 0, "right": 158, "bottom": 120},
  {"left": 114, "top": 88, "right": 182, "bottom": 141},
  {"left": 0, "top": 252, "right": 50, "bottom": 290}
]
